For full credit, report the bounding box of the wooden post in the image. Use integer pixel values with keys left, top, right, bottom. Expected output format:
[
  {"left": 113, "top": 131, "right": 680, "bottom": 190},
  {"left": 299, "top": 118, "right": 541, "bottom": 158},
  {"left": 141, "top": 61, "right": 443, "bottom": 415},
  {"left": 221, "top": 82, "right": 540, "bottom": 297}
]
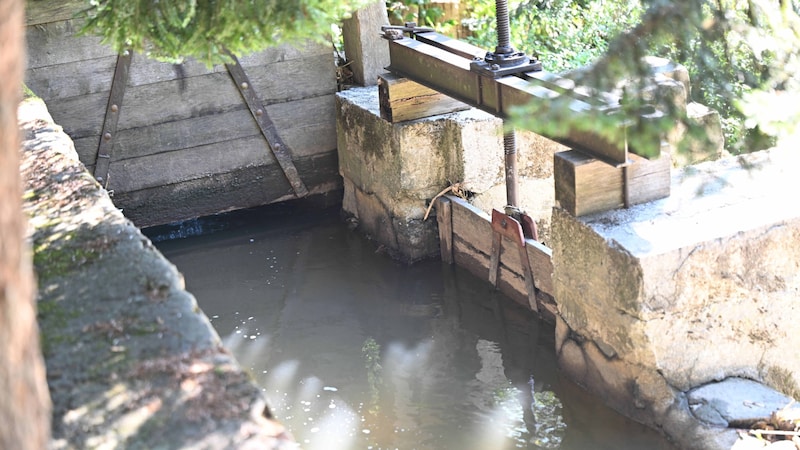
[
  {"left": 554, "top": 148, "right": 671, "bottom": 217},
  {"left": 0, "top": 0, "right": 51, "bottom": 447},
  {"left": 435, "top": 196, "right": 454, "bottom": 264},
  {"left": 378, "top": 72, "right": 470, "bottom": 122},
  {"left": 342, "top": 1, "right": 391, "bottom": 86}
]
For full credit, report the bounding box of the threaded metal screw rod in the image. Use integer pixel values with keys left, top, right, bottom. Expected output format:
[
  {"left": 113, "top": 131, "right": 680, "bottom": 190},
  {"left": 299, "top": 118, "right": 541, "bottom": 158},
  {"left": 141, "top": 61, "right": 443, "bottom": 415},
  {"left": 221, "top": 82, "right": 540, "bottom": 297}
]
[
  {"left": 503, "top": 130, "right": 519, "bottom": 207},
  {"left": 495, "top": 0, "right": 512, "bottom": 55},
  {"left": 497, "top": 0, "right": 518, "bottom": 207}
]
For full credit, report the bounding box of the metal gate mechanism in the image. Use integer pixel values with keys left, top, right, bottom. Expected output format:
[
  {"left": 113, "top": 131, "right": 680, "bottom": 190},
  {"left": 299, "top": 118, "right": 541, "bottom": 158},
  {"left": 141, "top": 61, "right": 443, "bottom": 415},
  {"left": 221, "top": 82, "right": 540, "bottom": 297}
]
[{"left": 379, "top": 22, "right": 662, "bottom": 172}]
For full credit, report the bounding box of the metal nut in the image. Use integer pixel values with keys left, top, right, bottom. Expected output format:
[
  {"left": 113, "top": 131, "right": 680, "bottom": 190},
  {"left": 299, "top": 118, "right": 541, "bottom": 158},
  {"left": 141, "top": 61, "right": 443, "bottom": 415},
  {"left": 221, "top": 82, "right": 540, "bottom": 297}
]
[
  {"left": 103, "top": 132, "right": 112, "bottom": 141},
  {"left": 111, "top": 104, "right": 118, "bottom": 113},
  {"left": 241, "top": 82, "right": 249, "bottom": 90}
]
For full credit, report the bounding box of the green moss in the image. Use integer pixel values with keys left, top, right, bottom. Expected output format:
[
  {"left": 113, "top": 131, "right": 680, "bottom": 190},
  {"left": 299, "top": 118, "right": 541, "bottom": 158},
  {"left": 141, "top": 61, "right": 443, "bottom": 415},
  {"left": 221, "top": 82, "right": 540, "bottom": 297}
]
[
  {"left": 31, "top": 225, "right": 112, "bottom": 282},
  {"left": 33, "top": 242, "right": 100, "bottom": 281},
  {"left": 37, "top": 299, "right": 79, "bottom": 357},
  {"left": 22, "top": 83, "right": 38, "bottom": 99}
]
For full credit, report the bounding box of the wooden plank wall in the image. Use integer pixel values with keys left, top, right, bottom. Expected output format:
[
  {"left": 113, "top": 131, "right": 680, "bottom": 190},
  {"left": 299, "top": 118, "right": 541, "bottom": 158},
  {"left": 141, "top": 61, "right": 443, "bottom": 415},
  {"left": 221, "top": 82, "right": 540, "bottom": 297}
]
[
  {"left": 436, "top": 195, "right": 557, "bottom": 321},
  {"left": 24, "top": 4, "right": 341, "bottom": 227}
]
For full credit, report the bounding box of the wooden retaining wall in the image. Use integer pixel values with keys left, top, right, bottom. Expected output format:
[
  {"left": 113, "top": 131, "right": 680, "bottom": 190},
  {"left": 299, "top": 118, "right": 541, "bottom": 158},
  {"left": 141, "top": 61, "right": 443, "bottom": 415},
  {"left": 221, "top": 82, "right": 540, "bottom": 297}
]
[
  {"left": 24, "top": 2, "right": 341, "bottom": 227},
  {"left": 435, "top": 195, "right": 557, "bottom": 320}
]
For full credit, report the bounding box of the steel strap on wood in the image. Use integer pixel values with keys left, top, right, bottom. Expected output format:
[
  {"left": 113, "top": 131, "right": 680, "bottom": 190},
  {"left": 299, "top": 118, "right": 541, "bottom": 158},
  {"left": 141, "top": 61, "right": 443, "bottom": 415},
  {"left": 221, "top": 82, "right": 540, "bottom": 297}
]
[
  {"left": 488, "top": 209, "right": 539, "bottom": 313},
  {"left": 93, "top": 50, "right": 132, "bottom": 188},
  {"left": 225, "top": 52, "right": 309, "bottom": 198}
]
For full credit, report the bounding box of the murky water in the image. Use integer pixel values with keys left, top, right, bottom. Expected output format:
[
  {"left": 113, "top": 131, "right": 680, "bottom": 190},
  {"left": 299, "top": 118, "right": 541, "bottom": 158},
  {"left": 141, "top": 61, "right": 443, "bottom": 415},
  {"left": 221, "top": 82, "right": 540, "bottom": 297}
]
[{"left": 151, "top": 206, "right": 675, "bottom": 450}]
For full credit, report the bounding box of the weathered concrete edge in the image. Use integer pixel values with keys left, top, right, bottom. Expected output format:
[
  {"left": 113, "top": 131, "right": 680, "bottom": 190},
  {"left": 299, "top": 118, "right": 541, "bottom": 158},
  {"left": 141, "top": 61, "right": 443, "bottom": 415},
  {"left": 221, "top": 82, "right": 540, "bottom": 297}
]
[
  {"left": 552, "top": 147, "right": 800, "bottom": 450},
  {"left": 19, "top": 97, "right": 295, "bottom": 449}
]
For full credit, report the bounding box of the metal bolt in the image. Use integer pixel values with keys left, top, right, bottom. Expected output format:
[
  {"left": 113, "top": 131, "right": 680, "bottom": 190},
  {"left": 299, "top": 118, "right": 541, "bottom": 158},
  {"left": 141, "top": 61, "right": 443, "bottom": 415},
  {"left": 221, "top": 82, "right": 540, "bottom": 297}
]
[
  {"left": 256, "top": 109, "right": 263, "bottom": 116},
  {"left": 111, "top": 104, "right": 118, "bottom": 113},
  {"left": 103, "top": 132, "right": 112, "bottom": 141},
  {"left": 491, "top": 64, "right": 500, "bottom": 71},
  {"left": 241, "top": 82, "right": 249, "bottom": 90},
  {"left": 96, "top": 176, "right": 104, "bottom": 182}
]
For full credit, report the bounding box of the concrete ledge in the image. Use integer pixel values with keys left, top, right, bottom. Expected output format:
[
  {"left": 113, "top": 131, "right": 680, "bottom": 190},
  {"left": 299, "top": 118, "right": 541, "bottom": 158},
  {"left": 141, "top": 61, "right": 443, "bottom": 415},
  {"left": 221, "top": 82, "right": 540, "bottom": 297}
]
[
  {"left": 19, "top": 98, "right": 294, "bottom": 449},
  {"left": 552, "top": 147, "right": 800, "bottom": 449},
  {"left": 336, "top": 86, "right": 565, "bottom": 262}
]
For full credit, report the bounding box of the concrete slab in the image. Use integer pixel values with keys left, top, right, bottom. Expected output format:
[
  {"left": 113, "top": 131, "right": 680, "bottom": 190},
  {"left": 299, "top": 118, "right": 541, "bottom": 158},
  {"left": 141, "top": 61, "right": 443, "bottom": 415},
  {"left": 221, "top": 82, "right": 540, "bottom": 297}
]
[{"left": 19, "top": 98, "right": 295, "bottom": 449}]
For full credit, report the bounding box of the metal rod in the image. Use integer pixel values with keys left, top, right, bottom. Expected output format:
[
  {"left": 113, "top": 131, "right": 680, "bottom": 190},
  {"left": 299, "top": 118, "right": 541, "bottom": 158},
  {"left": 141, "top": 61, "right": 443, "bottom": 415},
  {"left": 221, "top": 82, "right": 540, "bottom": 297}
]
[
  {"left": 495, "top": 0, "right": 512, "bottom": 55},
  {"left": 503, "top": 128, "right": 518, "bottom": 207},
  {"left": 497, "top": 0, "right": 518, "bottom": 208}
]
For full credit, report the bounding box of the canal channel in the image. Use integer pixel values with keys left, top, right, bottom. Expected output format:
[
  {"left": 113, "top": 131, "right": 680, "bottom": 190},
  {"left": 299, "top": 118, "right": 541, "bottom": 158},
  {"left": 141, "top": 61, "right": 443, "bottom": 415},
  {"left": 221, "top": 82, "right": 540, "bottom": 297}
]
[{"left": 148, "top": 204, "right": 675, "bottom": 450}]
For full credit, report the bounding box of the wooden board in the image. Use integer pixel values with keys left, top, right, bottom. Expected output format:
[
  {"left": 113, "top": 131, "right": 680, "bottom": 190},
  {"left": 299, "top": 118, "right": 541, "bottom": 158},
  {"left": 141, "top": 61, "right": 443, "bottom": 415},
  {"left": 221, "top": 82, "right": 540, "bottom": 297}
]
[
  {"left": 25, "top": 55, "right": 118, "bottom": 100},
  {"left": 446, "top": 195, "right": 554, "bottom": 298},
  {"left": 107, "top": 135, "right": 276, "bottom": 192},
  {"left": 26, "top": 0, "right": 86, "bottom": 26},
  {"left": 71, "top": 94, "right": 337, "bottom": 166},
  {"left": 555, "top": 147, "right": 671, "bottom": 217},
  {"left": 25, "top": 20, "right": 115, "bottom": 69},
  {"left": 378, "top": 72, "right": 470, "bottom": 122},
  {"left": 451, "top": 232, "right": 557, "bottom": 320},
  {"left": 435, "top": 197, "right": 454, "bottom": 264},
  {"left": 342, "top": 1, "right": 390, "bottom": 86},
  {"left": 112, "top": 151, "right": 340, "bottom": 227}
]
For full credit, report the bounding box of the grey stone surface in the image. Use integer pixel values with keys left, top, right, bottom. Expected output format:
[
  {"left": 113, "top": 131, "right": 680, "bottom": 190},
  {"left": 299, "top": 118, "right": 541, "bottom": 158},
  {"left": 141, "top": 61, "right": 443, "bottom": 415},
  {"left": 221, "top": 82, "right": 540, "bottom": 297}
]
[
  {"left": 19, "top": 98, "right": 294, "bottom": 449},
  {"left": 688, "top": 378, "right": 797, "bottom": 427}
]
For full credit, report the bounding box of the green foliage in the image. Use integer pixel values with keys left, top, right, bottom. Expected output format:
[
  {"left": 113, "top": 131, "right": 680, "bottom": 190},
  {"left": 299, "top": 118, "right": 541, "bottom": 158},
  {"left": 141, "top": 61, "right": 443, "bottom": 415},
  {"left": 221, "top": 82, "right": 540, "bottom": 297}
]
[
  {"left": 387, "top": 0, "right": 446, "bottom": 27},
  {"left": 462, "top": 0, "right": 643, "bottom": 73},
  {"left": 473, "top": 0, "right": 800, "bottom": 154},
  {"left": 639, "top": 0, "right": 799, "bottom": 153},
  {"left": 80, "top": 0, "right": 371, "bottom": 66}
]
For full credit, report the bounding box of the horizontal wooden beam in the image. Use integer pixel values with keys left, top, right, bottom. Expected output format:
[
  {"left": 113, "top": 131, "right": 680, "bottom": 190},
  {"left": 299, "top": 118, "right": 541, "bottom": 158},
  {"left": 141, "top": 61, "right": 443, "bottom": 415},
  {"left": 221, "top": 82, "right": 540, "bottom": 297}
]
[
  {"left": 554, "top": 147, "right": 671, "bottom": 217},
  {"left": 378, "top": 72, "right": 470, "bottom": 122},
  {"left": 385, "top": 32, "right": 645, "bottom": 165}
]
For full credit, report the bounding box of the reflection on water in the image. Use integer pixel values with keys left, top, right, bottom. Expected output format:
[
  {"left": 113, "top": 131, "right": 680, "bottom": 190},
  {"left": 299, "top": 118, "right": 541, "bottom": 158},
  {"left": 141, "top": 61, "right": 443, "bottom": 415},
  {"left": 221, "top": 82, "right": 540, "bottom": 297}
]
[{"left": 153, "top": 208, "right": 675, "bottom": 450}]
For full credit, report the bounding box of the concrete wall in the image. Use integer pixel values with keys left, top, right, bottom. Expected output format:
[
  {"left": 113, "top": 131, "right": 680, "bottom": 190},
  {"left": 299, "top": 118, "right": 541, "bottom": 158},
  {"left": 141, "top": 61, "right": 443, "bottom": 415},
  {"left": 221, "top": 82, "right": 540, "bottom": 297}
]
[
  {"left": 336, "top": 86, "right": 565, "bottom": 262},
  {"left": 19, "top": 96, "right": 294, "bottom": 449},
  {"left": 552, "top": 147, "right": 800, "bottom": 449}
]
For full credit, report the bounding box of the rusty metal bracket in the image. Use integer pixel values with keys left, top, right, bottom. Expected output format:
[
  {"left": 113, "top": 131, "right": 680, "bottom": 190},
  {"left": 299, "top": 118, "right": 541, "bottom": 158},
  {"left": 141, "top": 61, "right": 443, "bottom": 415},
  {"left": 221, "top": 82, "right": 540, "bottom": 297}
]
[
  {"left": 381, "top": 22, "right": 434, "bottom": 40},
  {"left": 488, "top": 209, "right": 539, "bottom": 313},
  {"left": 225, "top": 52, "right": 309, "bottom": 198},
  {"left": 93, "top": 50, "right": 132, "bottom": 188}
]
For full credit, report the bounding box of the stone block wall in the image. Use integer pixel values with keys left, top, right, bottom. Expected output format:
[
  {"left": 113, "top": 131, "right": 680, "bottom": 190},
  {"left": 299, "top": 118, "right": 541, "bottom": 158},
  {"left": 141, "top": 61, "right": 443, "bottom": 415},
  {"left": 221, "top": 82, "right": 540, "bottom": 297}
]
[
  {"left": 551, "top": 147, "right": 800, "bottom": 449},
  {"left": 336, "top": 86, "right": 565, "bottom": 262}
]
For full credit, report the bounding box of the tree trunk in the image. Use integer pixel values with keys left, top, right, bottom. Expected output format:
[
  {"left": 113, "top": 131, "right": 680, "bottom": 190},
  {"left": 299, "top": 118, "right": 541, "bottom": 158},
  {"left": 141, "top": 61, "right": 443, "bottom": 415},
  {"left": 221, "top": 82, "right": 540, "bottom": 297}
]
[{"left": 0, "top": 0, "right": 52, "bottom": 448}]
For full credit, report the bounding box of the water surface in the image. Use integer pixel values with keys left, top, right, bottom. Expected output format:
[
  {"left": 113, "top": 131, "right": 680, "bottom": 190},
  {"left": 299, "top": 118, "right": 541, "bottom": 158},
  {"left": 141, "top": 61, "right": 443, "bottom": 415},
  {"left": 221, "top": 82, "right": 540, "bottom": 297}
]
[{"left": 153, "top": 208, "right": 675, "bottom": 450}]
